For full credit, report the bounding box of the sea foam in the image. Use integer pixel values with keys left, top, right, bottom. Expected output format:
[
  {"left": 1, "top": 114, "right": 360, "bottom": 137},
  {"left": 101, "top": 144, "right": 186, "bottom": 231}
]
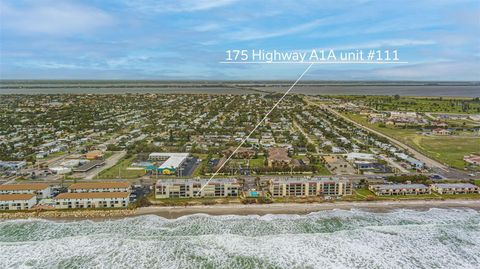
[{"left": 0, "top": 208, "right": 479, "bottom": 268}]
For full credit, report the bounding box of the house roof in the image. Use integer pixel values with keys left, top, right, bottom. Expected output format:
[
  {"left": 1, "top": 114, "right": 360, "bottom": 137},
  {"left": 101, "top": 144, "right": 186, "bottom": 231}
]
[
  {"left": 371, "top": 184, "right": 428, "bottom": 190},
  {"left": 54, "top": 192, "right": 130, "bottom": 200},
  {"left": 0, "top": 193, "right": 36, "bottom": 201},
  {"left": 432, "top": 183, "right": 478, "bottom": 189},
  {"left": 0, "top": 183, "right": 50, "bottom": 191},
  {"left": 68, "top": 182, "right": 130, "bottom": 190}
]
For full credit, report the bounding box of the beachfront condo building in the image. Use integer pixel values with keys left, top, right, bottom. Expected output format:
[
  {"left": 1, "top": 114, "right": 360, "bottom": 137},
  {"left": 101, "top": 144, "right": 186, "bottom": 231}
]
[
  {"left": 0, "top": 183, "right": 52, "bottom": 199},
  {"left": 155, "top": 178, "right": 240, "bottom": 198},
  {"left": 430, "top": 183, "right": 479, "bottom": 194},
  {"left": 269, "top": 177, "right": 353, "bottom": 197},
  {"left": 0, "top": 194, "right": 37, "bottom": 210},
  {"left": 53, "top": 192, "right": 130, "bottom": 209},
  {"left": 369, "top": 184, "right": 430, "bottom": 196}
]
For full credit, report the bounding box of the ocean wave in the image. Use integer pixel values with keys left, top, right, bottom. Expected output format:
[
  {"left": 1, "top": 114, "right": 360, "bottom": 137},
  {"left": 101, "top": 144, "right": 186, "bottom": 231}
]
[{"left": 0, "top": 208, "right": 479, "bottom": 268}]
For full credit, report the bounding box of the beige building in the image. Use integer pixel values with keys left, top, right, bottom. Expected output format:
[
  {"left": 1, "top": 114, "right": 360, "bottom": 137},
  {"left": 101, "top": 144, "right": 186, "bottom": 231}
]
[
  {"left": 155, "top": 178, "right": 240, "bottom": 198},
  {"left": 269, "top": 177, "right": 353, "bottom": 197},
  {"left": 369, "top": 184, "right": 430, "bottom": 196},
  {"left": 68, "top": 182, "right": 131, "bottom": 193},
  {"left": 431, "top": 183, "right": 479, "bottom": 194},
  {"left": 53, "top": 192, "right": 129, "bottom": 209},
  {"left": 0, "top": 194, "right": 37, "bottom": 210},
  {"left": 0, "top": 183, "right": 52, "bottom": 199}
]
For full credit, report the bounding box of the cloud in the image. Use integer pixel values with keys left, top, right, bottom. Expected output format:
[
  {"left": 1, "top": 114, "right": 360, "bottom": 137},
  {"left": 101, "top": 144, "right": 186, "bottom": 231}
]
[
  {"left": 226, "top": 19, "right": 326, "bottom": 41},
  {"left": 336, "top": 39, "right": 437, "bottom": 49},
  {"left": 372, "top": 61, "right": 480, "bottom": 80},
  {"left": 191, "top": 23, "right": 223, "bottom": 32},
  {"left": 0, "top": 1, "right": 114, "bottom": 35},
  {"left": 125, "top": 0, "right": 238, "bottom": 13}
]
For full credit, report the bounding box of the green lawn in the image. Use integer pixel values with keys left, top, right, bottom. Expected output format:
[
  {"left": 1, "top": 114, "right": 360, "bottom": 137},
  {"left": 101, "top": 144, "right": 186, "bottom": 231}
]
[
  {"left": 474, "top": 180, "right": 480, "bottom": 187},
  {"left": 336, "top": 96, "right": 480, "bottom": 114},
  {"left": 313, "top": 164, "right": 331, "bottom": 175},
  {"left": 98, "top": 155, "right": 145, "bottom": 179},
  {"left": 344, "top": 112, "right": 480, "bottom": 169},
  {"left": 248, "top": 157, "right": 266, "bottom": 168}
]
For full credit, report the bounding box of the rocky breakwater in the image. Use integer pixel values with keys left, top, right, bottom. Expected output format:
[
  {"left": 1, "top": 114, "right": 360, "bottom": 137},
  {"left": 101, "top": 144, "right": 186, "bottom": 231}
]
[{"left": 0, "top": 209, "right": 137, "bottom": 220}]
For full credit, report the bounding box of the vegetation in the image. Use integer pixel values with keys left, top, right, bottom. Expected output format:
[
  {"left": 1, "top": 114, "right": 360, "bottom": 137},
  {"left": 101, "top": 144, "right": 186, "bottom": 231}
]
[
  {"left": 344, "top": 112, "right": 480, "bottom": 169},
  {"left": 335, "top": 95, "right": 480, "bottom": 114},
  {"left": 98, "top": 155, "right": 145, "bottom": 179}
]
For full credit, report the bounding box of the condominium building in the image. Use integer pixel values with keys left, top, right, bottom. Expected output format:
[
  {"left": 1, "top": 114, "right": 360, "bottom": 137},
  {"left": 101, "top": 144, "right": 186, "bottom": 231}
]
[
  {"left": 53, "top": 192, "right": 130, "bottom": 209},
  {"left": 0, "top": 194, "right": 37, "bottom": 210},
  {"left": 431, "top": 183, "right": 479, "bottom": 194},
  {"left": 0, "top": 183, "right": 52, "bottom": 199},
  {"left": 269, "top": 177, "right": 353, "bottom": 197},
  {"left": 369, "top": 184, "right": 430, "bottom": 196},
  {"left": 155, "top": 178, "right": 240, "bottom": 198},
  {"left": 68, "top": 182, "right": 131, "bottom": 193}
]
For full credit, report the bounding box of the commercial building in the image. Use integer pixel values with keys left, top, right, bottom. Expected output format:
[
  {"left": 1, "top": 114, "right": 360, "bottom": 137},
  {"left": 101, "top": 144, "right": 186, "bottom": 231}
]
[
  {"left": 0, "top": 194, "right": 37, "bottom": 210},
  {"left": 73, "top": 160, "right": 106, "bottom": 173},
  {"left": 346, "top": 152, "right": 376, "bottom": 161},
  {"left": 464, "top": 154, "right": 480, "bottom": 166},
  {"left": 430, "top": 183, "right": 479, "bottom": 194},
  {"left": 53, "top": 192, "right": 129, "bottom": 209},
  {"left": 369, "top": 184, "right": 430, "bottom": 196},
  {"left": 148, "top": 152, "right": 189, "bottom": 175},
  {"left": 393, "top": 153, "right": 425, "bottom": 169},
  {"left": 0, "top": 183, "right": 52, "bottom": 199},
  {"left": 0, "top": 161, "right": 26, "bottom": 170},
  {"left": 85, "top": 150, "right": 104, "bottom": 160},
  {"left": 269, "top": 177, "right": 353, "bottom": 197},
  {"left": 68, "top": 182, "right": 131, "bottom": 193},
  {"left": 155, "top": 178, "right": 240, "bottom": 198}
]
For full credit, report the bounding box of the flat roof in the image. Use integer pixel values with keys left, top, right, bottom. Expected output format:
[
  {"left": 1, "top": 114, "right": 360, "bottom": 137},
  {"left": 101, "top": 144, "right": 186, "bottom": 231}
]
[
  {"left": 271, "top": 177, "right": 349, "bottom": 184},
  {"left": 0, "top": 194, "right": 36, "bottom": 201},
  {"left": 371, "top": 184, "right": 428, "bottom": 190},
  {"left": 149, "top": 152, "right": 189, "bottom": 158},
  {"left": 68, "top": 182, "right": 130, "bottom": 190},
  {"left": 73, "top": 160, "right": 105, "bottom": 172},
  {"left": 432, "top": 183, "right": 478, "bottom": 188},
  {"left": 156, "top": 178, "right": 238, "bottom": 186},
  {"left": 159, "top": 156, "right": 187, "bottom": 169},
  {"left": 0, "top": 183, "right": 50, "bottom": 191},
  {"left": 54, "top": 192, "right": 129, "bottom": 200}
]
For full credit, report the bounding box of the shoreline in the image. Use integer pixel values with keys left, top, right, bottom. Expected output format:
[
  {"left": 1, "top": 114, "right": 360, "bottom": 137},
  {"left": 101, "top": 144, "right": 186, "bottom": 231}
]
[
  {"left": 136, "top": 199, "right": 480, "bottom": 219},
  {"left": 1, "top": 199, "right": 479, "bottom": 221}
]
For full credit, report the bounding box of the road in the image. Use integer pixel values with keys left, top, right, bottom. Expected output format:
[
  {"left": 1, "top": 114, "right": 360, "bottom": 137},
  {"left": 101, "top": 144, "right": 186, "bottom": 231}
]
[
  {"left": 304, "top": 99, "right": 448, "bottom": 171},
  {"left": 84, "top": 151, "right": 126, "bottom": 179},
  {"left": 379, "top": 155, "right": 409, "bottom": 173},
  {"left": 293, "top": 119, "right": 319, "bottom": 153}
]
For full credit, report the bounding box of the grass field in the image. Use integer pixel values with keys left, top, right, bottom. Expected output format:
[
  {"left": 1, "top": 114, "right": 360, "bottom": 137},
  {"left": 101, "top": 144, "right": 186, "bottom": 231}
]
[
  {"left": 337, "top": 96, "right": 480, "bottom": 114},
  {"left": 344, "top": 113, "right": 480, "bottom": 169},
  {"left": 98, "top": 155, "right": 145, "bottom": 179}
]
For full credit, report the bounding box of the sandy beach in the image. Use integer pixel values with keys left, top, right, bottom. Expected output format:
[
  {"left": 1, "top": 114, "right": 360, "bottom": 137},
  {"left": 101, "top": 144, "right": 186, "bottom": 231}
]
[
  {"left": 136, "top": 199, "right": 480, "bottom": 219},
  {"left": 1, "top": 199, "right": 479, "bottom": 220}
]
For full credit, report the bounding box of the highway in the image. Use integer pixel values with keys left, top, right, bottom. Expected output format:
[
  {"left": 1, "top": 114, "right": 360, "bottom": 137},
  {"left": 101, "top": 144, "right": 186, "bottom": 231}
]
[{"left": 304, "top": 98, "right": 448, "bottom": 170}]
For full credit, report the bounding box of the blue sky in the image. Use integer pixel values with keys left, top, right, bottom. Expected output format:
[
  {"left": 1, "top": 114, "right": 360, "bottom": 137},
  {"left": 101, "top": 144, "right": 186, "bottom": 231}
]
[{"left": 0, "top": 0, "right": 479, "bottom": 80}]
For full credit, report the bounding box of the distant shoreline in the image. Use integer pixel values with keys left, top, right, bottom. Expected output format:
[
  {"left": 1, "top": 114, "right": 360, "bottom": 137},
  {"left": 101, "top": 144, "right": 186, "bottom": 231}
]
[
  {"left": 1, "top": 199, "right": 479, "bottom": 221},
  {"left": 0, "top": 81, "right": 479, "bottom": 97}
]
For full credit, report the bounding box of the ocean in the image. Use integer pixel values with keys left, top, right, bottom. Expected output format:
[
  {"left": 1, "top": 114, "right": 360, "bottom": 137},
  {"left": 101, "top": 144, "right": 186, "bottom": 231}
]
[{"left": 0, "top": 208, "right": 479, "bottom": 269}]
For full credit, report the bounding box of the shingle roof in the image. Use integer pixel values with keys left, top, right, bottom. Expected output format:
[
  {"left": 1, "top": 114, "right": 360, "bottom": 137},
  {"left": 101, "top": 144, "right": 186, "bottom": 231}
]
[
  {"left": 0, "top": 194, "right": 36, "bottom": 201},
  {"left": 68, "top": 182, "right": 130, "bottom": 190},
  {"left": 54, "top": 192, "right": 129, "bottom": 200},
  {"left": 0, "top": 183, "right": 50, "bottom": 191}
]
